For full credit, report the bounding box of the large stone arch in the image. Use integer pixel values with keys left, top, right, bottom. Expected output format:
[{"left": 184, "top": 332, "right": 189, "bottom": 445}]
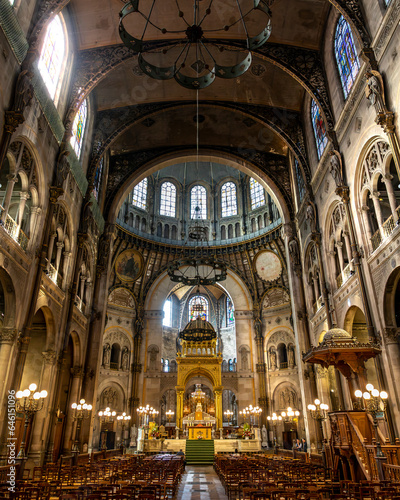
[{"left": 108, "top": 151, "right": 291, "bottom": 227}]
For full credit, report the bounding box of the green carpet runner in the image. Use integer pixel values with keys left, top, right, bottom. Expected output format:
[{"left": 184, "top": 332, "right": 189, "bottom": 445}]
[{"left": 185, "top": 439, "right": 215, "bottom": 465}]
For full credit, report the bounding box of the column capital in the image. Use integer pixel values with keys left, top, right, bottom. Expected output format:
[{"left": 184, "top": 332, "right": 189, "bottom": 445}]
[
  {"left": 4, "top": 110, "right": 24, "bottom": 134},
  {"left": 6, "top": 174, "right": 18, "bottom": 182},
  {"left": 42, "top": 350, "right": 57, "bottom": 365},
  {"left": 335, "top": 185, "right": 350, "bottom": 202},
  {"left": 71, "top": 365, "right": 84, "bottom": 378},
  {"left": 0, "top": 328, "right": 17, "bottom": 344},
  {"left": 49, "top": 186, "right": 64, "bottom": 204}
]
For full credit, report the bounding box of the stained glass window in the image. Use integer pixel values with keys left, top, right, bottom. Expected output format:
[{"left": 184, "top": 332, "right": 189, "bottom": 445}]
[
  {"left": 132, "top": 178, "right": 148, "bottom": 210},
  {"left": 9, "top": 0, "right": 14, "bottom": 5},
  {"left": 191, "top": 185, "right": 207, "bottom": 219},
  {"left": 294, "top": 158, "right": 306, "bottom": 203},
  {"left": 227, "top": 297, "right": 235, "bottom": 325},
  {"left": 164, "top": 359, "right": 169, "bottom": 372},
  {"left": 189, "top": 296, "right": 209, "bottom": 321},
  {"left": 221, "top": 182, "right": 237, "bottom": 217},
  {"left": 250, "top": 178, "right": 265, "bottom": 210},
  {"left": 311, "top": 100, "right": 328, "bottom": 159},
  {"left": 160, "top": 182, "right": 176, "bottom": 217},
  {"left": 92, "top": 157, "right": 104, "bottom": 201},
  {"left": 163, "top": 298, "right": 172, "bottom": 327},
  {"left": 38, "top": 15, "right": 66, "bottom": 102},
  {"left": 384, "top": 0, "right": 391, "bottom": 5},
  {"left": 70, "top": 99, "right": 87, "bottom": 159},
  {"left": 334, "top": 15, "right": 360, "bottom": 99}
]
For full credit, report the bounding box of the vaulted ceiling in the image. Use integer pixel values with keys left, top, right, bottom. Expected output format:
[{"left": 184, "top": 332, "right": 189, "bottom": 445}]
[{"left": 64, "top": 0, "right": 339, "bottom": 218}]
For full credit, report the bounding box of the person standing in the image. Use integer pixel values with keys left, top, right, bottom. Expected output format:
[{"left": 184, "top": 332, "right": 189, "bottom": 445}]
[{"left": 301, "top": 438, "right": 307, "bottom": 452}]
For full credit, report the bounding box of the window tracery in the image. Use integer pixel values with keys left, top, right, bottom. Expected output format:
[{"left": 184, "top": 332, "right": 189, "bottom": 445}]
[
  {"left": 160, "top": 182, "right": 177, "bottom": 217},
  {"left": 38, "top": 15, "right": 66, "bottom": 102},
  {"left": 132, "top": 178, "right": 148, "bottom": 210},
  {"left": 191, "top": 185, "right": 207, "bottom": 219},
  {"left": 221, "top": 182, "right": 237, "bottom": 217},
  {"left": 189, "top": 295, "right": 209, "bottom": 321},
  {"left": 334, "top": 15, "right": 360, "bottom": 99},
  {"left": 249, "top": 178, "right": 265, "bottom": 210}
]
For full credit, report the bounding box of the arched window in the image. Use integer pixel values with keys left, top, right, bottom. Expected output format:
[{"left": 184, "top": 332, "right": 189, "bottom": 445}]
[
  {"left": 70, "top": 99, "right": 87, "bottom": 159},
  {"left": 191, "top": 185, "right": 207, "bottom": 219},
  {"left": 334, "top": 15, "right": 360, "bottom": 99},
  {"left": 132, "top": 178, "right": 148, "bottom": 210},
  {"left": 250, "top": 178, "right": 265, "bottom": 210},
  {"left": 221, "top": 182, "right": 237, "bottom": 217},
  {"left": 311, "top": 100, "right": 328, "bottom": 159},
  {"left": 163, "top": 298, "right": 172, "bottom": 327},
  {"left": 92, "top": 157, "right": 104, "bottom": 201},
  {"left": 38, "top": 15, "right": 66, "bottom": 102},
  {"left": 189, "top": 295, "right": 209, "bottom": 321},
  {"left": 160, "top": 182, "right": 176, "bottom": 217},
  {"left": 164, "top": 359, "right": 169, "bottom": 372}
]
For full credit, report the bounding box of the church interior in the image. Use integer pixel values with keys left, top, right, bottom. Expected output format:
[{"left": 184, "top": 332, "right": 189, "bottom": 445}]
[{"left": 1, "top": 0, "right": 400, "bottom": 497}]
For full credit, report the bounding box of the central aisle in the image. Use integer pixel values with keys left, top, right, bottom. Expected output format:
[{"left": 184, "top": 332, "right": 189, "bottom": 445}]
[{"left": 177, "top": 465, "right": 228, "bottom": 500}]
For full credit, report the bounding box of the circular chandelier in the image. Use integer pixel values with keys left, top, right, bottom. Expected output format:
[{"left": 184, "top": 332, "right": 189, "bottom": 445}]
[
  {"left": 167, "top": 257, "right": 227, "bottom": 285},
  {"left": 119, "top": 0, "right": 272, "bottom": 89}
]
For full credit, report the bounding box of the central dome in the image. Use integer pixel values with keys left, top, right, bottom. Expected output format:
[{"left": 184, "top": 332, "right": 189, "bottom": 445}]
[{"left": 180, "top": 317, "right": 217, "bottom": 341}]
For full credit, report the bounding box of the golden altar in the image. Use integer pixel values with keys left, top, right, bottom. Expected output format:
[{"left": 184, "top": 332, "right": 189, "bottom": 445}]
[{"left": 188, "top": 425, "right": 213, "bottom": 440}]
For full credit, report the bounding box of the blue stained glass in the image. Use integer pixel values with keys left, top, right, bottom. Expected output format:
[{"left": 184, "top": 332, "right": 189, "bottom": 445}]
[
  {"left": 227, "top": 297, "right": 235, "bottom": 325},
  {"left": 160, "top": 182, "right": 176, "bottom": 217},
  {"left": 334, "top": 16, "right": 360, "bottom": 99},
  {"left": 189, "top": 296, "right": 209, "bottom": 321},
  {"left": 294, "top": 158, "right": 306, "bottom": 203},
  {"left": 250, "top": 178, "right": 265, "bottom": 210},
  {"left": 132, "top": 178, "right": 148, "bottom": 210},
  {"left": 311, "top": 100, "right": 328, "bottom": 159},
  {"left": 191, "top": 185, "right": 207, "bottom": 219}
]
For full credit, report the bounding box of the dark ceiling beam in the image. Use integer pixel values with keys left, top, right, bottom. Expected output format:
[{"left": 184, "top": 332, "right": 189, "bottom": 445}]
[{"left": 65, "top": 40, "right": 333, "bottom": 133}]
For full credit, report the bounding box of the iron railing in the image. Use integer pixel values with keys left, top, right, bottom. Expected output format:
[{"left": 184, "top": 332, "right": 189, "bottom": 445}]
[
  {"left": 336, "top": 262, "right": 353, "bottom": 289},
  {"left": 2, "top": 214, "right": 29, "bottom": 251}
]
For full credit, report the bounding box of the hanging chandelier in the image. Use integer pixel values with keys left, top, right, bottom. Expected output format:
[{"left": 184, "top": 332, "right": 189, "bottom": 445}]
[
  {"left": 119, "top": 0, "right": 272, "bottom": 90},
  {"left": 167, "top": 257, "right": 227, "bottom": 285}
]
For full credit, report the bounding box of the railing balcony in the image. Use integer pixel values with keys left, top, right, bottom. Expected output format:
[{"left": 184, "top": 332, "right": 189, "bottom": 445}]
[
  {"left": 312, "top": 296, "right": 323, "bottom": 314},
  {"left": 279, "top": 362, "right": 288, "bottom": 370},
  {"left": 74, "top": 296, "right": 86, "bottom": 313},
  {"left": 2, "top": 214, "right": 29, "bottom": 251},
  {"left": 336, "top": 262, "right": 353, "bottom": 290},
  {"left": 47, "top": 263, "right": 63, "bottom": 288},
  {"left": 371, "top": 210, "right": 400, "bottom": 253},
  {"left": 110, "top": 362, "right": 119, "bottom": 370}
]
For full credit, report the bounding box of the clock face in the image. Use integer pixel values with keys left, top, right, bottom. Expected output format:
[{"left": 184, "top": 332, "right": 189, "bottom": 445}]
[{"left": 254, "top": 250, "right": 282, "bottom": 282}]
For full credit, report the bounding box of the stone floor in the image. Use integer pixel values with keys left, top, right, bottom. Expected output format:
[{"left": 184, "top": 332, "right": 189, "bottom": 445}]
[{"left": 177, "top": 465, "right": 228, "bottom": 500}]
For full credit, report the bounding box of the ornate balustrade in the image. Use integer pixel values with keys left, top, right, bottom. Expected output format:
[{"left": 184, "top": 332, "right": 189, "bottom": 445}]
[
  {"left": 336, "top": 262, "right": 353, "bottom": 289},
  {"left": 371, "top": 209, "right": 400, "bottom": 253},
  {"left": 2, "top": 214, "right": 29, "bottom": 250}
]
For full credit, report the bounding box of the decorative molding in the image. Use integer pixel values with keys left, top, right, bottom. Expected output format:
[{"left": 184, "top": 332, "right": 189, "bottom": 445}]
[
  {"left": 0, "top": 328, "right": 17, "bottom": 344},
  {"left": 0, "top": 0, "right": 28, "bottom": 63},
  {"left": 373, "top": 0, "right": 400, "bottom": 60},
  {"left": 42, "top": 350, "right": 57, "bottom": 365}
]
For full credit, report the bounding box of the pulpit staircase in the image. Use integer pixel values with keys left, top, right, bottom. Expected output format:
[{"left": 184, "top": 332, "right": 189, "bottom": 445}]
[
  {"left": 185, "top": 440, "right": 215, "bottom": 465},
  {"left": 325, "top": 411, "right": 400, "bottom": 482}
]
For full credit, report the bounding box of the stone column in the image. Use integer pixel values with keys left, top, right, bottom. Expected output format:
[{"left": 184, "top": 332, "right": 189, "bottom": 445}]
[
  {"left": 16, "top": 191, "right": 29, "bottom": 228},
  {"left": 54, "top": 242, "right": 64, "bottom": 273},
  {"left": 0, "top": 328, "right": 17, "bottom": 404},
  {"left": 63, "top": 365, "right": 84, "bottom": 452},
  {"left": 0, "top": 175, "right": 18, "bottom": 223},
  {"left": 214, "top": 388, "right": 223, "bottom": 430},
  {"left": 371, "top": 192, "right": 384, "bottom": 228},
  {"left": 343, "top": 232, "right": 353, "bottom": 271},
  {"left": 361, "top": 206, "right": 373, "bottom": 252},
  {"left": 253, "top": 307, "right": 268, "bottom": 422},
  {"left": 383, "top": 175, "right": 399, "bottom": 222},
  {"left": 29, "top": 206, "right": 41, "bottom": 238},
  {"left": 336, "top": 242, "right": 345, "bottom": 273},
  {"left": 176, "top": 388, "right": 184, "bottom": 430},
  {"left": 28, "top": 350, "right": 57, "bottom": 465},
  {"left": 46, "top": 232, "right": 57, "bottom": 271}
]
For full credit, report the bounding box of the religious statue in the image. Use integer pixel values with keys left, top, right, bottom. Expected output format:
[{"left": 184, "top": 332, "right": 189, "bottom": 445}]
[
  {"left": 288, "top": 347, "right": 295, "bottom": 369},
  {"left": 103, "top": 343, "right": 111, "bottom": 367},
  {"left": 306, "top": 203, "right": 316, "bottom": 232},
  {"left": 13, "top": 68, "right": 34, "bottom": 114},
  {"left": 121, "top": 347, "right": 129, "bottom": 371},
  {"left": 102, "top": 387, "right": 117, "bottom": 407},
  {"left": 329, "top": 152, "right": 343, "bottom": 188},
  {"left": 366, "top": 73, "right": 381, "bottom": 107},
  {"left": 262, "top": 425, "right": 268, "bottom": 448},
  {"left": 149, "top": 348, "right": 157, "bottom": 371},
  {"left": 288, "top": 238, "right": 300, "bottom": 268},
  {"left": 270, "top": 350, "right": 277, "bottom": 371},
  {"left": 241, "top": 348, "right": 249, "bottom": 371}
]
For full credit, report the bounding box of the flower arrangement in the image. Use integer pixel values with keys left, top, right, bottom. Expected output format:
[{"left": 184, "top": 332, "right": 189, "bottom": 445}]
[
  {"left": 243, "top": 423, "right": 252, "bottom": 438},
  {"left": 197, "top": 431, "right": 204, "bottom": 440},
  {"left": 149, "top": 424, "right": 160, "bottom": 439}
]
